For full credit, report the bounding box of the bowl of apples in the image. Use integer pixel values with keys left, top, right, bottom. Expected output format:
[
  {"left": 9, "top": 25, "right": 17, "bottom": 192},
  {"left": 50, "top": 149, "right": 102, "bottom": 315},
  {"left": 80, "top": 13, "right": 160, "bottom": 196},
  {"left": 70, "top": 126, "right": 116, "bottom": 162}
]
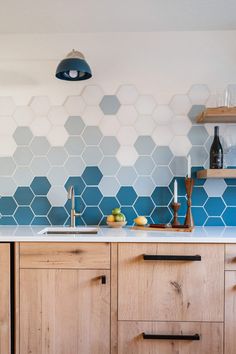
[{"left": 106, "top": 208, "right": 127, "bottom": 228}]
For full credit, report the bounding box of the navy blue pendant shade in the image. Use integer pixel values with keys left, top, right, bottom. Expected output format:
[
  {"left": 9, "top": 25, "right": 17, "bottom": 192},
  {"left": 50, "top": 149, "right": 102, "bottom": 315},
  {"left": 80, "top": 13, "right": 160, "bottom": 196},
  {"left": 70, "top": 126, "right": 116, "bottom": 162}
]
[{"left": 56, "top": 50, "right": 92, "bottom": 81}]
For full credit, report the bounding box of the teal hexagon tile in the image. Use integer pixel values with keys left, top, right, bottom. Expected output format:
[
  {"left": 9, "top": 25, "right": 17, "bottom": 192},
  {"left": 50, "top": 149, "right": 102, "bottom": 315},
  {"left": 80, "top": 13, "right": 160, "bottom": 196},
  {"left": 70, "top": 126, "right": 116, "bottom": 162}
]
[
  {"left": 14, "top": 187, "right": 34, "bottom": 205},
  {"left": 204, "top": 217, "right": 225, "bottom": 226},
  {"left": 82, "top": 206, "right": 103, "bottom": 225},
  {"left": 64, "top": 197, "right": 85, "bottom": 216},
  {"left": 48, "top": 207, "right": 68, "bottom": 225},
  {"left": 0, "top": 216, "right": 17, "bottom": 225},
  {"left": 31, "top": 216, "right": 50, "bottom": 225},
  {"left": 117, "top": 187, "right": 137, "bottom": 206},
  {"left": 99, "top": 95, "right": 121, "bottom": 115},
  {"left": 222, "top": 207, "right": 236, "bottom": 226},
  {"left": 14, "top": 206, "right": 34, "bottom": 225},
  {"left": 151, "top": 207, "right": 172, "bottom": 224},
  {"left": 151, "top": 187, "right": 172, "bottom": 206},
  {"left": 192, "top": 207, "right": 208, "bottom": 226},
  {"left": 134, "top": 197, "right": 155, "bottom": 216},
  {"left": 31, "top": 197, "right": 51, "bottom": 215},
  {"left": 223, "top": 187, "right": 236, "bottom": 206},
  {"left": 0, "top": 197, "right": 17, "bottom": 215},
  {"left": 99, "top": 197, "right": 120, "bottom": 216},
  {"left": 120, "top": 206, "right": 137, "bottom": 225},
  {"left": 169, "top": 177, "right": 187, "bottom": 197},
  {"left": 204, "top": 197, "right": 226, "bottom": 216},
  {"left": 82, "top": 187, "right": 103, "bottom": 206},
  {"left": 82, "top": 167, "right": 102, "bottom": 185},
  {"left": 65, "top": 177, "right": 85, "bottom": 195},
  {"left": 30, "top": 177, "right": 51, "bottom": 195},
  {"left": 192, "top": 187, "right": 208, "bottom": 207}
]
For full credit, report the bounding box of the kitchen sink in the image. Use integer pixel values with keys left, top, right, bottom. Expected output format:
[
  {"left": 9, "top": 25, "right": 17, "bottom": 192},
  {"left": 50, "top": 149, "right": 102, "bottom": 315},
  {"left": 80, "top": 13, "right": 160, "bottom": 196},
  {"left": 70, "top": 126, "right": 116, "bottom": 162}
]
[{"left": 38, "top": 226, "right": 98, "bottom": 235}]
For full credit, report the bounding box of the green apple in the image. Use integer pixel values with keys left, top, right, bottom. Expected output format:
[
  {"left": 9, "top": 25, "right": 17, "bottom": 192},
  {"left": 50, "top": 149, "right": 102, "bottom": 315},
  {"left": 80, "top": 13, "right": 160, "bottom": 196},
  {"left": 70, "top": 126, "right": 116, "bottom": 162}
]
[
  {"left": 112, "top": 207, "right": 121, "bottom": 215},
  {"left": 115, "top": 213, "right": 126, "bottom": 222}
]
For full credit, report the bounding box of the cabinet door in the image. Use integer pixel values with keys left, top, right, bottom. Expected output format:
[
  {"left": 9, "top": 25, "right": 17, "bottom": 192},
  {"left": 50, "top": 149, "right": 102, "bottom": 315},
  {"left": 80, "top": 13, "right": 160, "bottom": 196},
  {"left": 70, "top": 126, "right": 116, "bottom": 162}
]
[
  {"left": 225, "top": 271, "right": 236, "bottom": 354},
  {"left": 20, "top": 269, "right": 110, "bottom": 354},
  {"left": 118, "top": 243, "right": 224, "bottom": 321},
  {"left": 0, "top": 243, "right": 11, "bottom": 354}
]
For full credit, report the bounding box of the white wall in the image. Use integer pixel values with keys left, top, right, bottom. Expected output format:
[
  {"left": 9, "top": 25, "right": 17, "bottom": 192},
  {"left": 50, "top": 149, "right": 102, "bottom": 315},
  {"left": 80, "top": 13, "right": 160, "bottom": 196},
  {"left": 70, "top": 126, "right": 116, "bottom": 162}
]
[{"left": 0, "top": 31, "right": 235, "bottom": 104}]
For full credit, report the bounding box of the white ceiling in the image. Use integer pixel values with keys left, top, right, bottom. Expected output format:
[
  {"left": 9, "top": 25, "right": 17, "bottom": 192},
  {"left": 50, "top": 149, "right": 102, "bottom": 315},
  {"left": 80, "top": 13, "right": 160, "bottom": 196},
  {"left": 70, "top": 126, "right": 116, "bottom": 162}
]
[{"left": 1, "top": 0, "right": 236, "bottom": 33}]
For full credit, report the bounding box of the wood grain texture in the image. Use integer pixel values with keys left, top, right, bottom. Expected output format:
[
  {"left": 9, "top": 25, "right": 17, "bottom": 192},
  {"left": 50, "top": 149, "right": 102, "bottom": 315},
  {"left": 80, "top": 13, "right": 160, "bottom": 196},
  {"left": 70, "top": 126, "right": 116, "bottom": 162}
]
[
  {"left": 225, "top": 244, "right": 236, "bottom": 270},
  {"left": 118, "top": 243, "right": 224, "bottom": 322},
  {"left": 0, "top": 243, "right": 11, "bottom": 354},
  {"left": 118, "top": 321, "right": 223, "bottom": 354},
  {"left": 111, "top": 243, "right": 118, "bottom": 354},
  {"left": 131, "top": 226, "right": 193, "bottom": 232},
  {"left": 225, "top": 271, "right": 236, "bottom": 354},
  {"left": 20, "top": 269, "right": 110, "bottom": 354},
  {"left": 197, "top": 169, "right": 236, "bottom": 179},
  {"left": 196, "top": 107, "right": 236, "bottom": 123},
  {"left": 14, "top": 243, "right": 20, "bottom": 354},
  {"left": 20, "top": 242, "right": 110, "bottom": 269}
]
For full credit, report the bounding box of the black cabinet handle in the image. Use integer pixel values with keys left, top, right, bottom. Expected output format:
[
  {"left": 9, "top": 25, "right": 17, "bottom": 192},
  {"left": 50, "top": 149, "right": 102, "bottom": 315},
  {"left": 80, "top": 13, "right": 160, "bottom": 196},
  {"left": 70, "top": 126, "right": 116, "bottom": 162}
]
[
  {"left": 143, "top": 254, "right": 201, "bottom": 261},
  {"left": 143, "top": 333, "right": 200, "bottom": 341},
  {"left": 101, "top": 275, "right": 106, "bottom": 284}
]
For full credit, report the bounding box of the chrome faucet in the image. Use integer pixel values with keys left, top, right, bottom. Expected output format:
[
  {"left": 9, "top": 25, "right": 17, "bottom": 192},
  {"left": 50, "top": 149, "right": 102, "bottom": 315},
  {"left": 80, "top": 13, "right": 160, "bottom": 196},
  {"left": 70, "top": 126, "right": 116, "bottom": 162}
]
[{"left": 67, "top": 186, "right": 80, "bottom": 227}]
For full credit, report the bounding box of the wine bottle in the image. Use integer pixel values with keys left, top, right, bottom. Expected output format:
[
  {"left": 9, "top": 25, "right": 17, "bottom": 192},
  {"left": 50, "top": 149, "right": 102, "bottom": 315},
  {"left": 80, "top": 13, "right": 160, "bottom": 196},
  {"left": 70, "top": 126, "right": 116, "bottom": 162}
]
[{"left": 210, "top": 126, "right": 223, "bottom": 169}]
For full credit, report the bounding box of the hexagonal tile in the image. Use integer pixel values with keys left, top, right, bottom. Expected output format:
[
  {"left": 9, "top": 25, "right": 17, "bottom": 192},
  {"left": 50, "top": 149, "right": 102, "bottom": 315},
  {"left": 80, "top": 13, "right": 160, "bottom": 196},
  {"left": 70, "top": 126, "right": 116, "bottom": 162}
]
[
  {"left": 117, "top": 187, "right": 137, "bottom": 206},
  {"left": 116, "top": 146, "right": 138, "bottom": 166},
  {"left": 30, "top": 157, "right": 50, "bottom": 176},
  {"left": 64, "top": 116, "right": 85, "bottom": 135},
  {"left": 0, "top": 216, "right": 17, "bottom": 225},
  {"left": 30, "top": 96, "right": 50, "bottom": 115},
  {"left": 188, "top": 84, "right": 210, "bottom": 104},
  {"left": 82, "top": 85, "right": 104, "bottom": 105},
  {"left": 153, "top": 105, "right": 173, "bottom": 124},
  {"left": 171, "top": 115, "right": 192, "bottom": 136},
  {"left": 0, "top": 177, "right": 16, "bottom": 195},
  {"left": 82, "top": 187, "right": 103, "bottom": 205},
  {"left": 99, "top": 95, "right": 121, "bottom": 115},
  {"left": 134, "top": 156, "right": 155, "bottom": 175},
  {"left": 117, "top": 105, "right": 137, "bottom": 125},
  {"left": 117, "top": 126, "right": 137, "bottom": 146},
  {"left": 169, "top": 136, "right": 191, "bottom": 156},
  {"left": 152, "top": 125, "right": 174, "bottom": 145},
  {"left": 30, "top": 136, "right": 50, "bottom": 155},
  {"left": 48, "top": 166, "right": 68, "bottom": 186},
  {"left": 99, "top": 176, "right": 120, "bottom": 196},
  {"left": 47, "top": 185, "right": 68, "bottom": 206},
  {"left": 192, "top": 207, "right": 208, "bottom": 226},
  {"left": 64, "top": 136, "right": 85, "bottom": 156},
  {"left": 31, "top": 197, "right": 51, "bottom": 215},
  {"left": 134, "top": 176, "right": 155, "bottom": 196},
  {"left": 47, "top": 126, "right": 68, "bottom": 146},
  {"left": 151, "top": 207, "right": 172, "bottom": 224},
  {"left": 134, "top": 197, "right": 155, "bottom": 216},
  {"left": 116, "top": 85, "right": 139, "bottom": 104},
  {"left": 14, "top": 207, "right": 34, "bottom": 225},
  {"left": 189, "top": 146, "right": 208, "bottom": 166},
  {"left": 0, "top": 197, "right": 17, "bottom": 215},
  {"left": 204, "top": 179, "right": 227, "bottom": 197},
  {"left": 223, "top": 187, "right": 236, "bottom": 206},
  {"left": 169, "top": 94, "right": 191, "bottom": 115},
  {"left": 82, "top": 106, "right": 103, "bottom": 125},
  {"left": 135, "top": 115, "right": 156, "bottom": 135},
  {"left": 205, "top": 217, "right": 225, "bottom": 226},
  {"left": 188, "top": 126, "right": 209, "bottom": 145},
  {"left": 152, "top": 166, "right": 173, "bottom": 185},
  {"left": 48, "top": 106, "right": 68, "bottom": 126},
  {"left": 48, "top": 207, "right": 68, "bottom": 225},
  {"left": 151, "top": 187, "right": 172, "bottom": 206},
  {"left": 13, "top": 127, "right": 33, "bottom": 146},
  {"left": 64, "top": 157, "right": 85, "bottom": 175},
  {"left": 0, "top": 136, "right": 16, "bottom": 156},
  {"left": 13, "top": 106, "right": 34, "bottom": 125},
  {"left": 13, "top": 147, "right": 33, "bottom": 166},
  {"left": 82, "top": 167, "right": 103, "bottom": 186},
  {"left": 99, "top": 197, "right": 120, "bottom": 215},
  {"left": 30, "top": 117, "right": 51, "bottom": 136},
  {"left": 14, "top": 187, "right": 34, "bottom": 205},
  {"left": 30, "top": 177, "right": 51, "bottom": 195},
  {"left": 47, "top": 147, "right": 68, "bottom": 165},
  {"left": 65, "top": 177, "right": 85, "bottom": 195},
  {"left": 13, "top": 167, "right": 33, "bottom": 186},
  {"left": 0, "top": 116, "right": 17, "bottom": 135},
  {"left": 169, "top": 156, "right": 187, "bottom": 177},
  {"left": 65, "top": 197, "right": 85, "bottom": 217},
  {"left": 192, "top": 187, "right": 208, "bottom": 206},
  {"left": 204, "top": 197, "right": 225, "bottom": 216},
  {"left": 169, "top": 177, "right": 187, "bottom": 196},
  {"left": 134, "top": 136, "right": 155, "bottom": 155},
  {"left": 99, "top": 156, "right": 120, "bottom": 175},
  {"left": 99, "top": 136, "right": 120, "bottom": 156},
  {"left": 0, "top": 157, "right": 16, "bottom": 176},
  {"left": 187, "top": 105, "right": 205, "bottom": 124},
  {"left": 222, "top": 207, "right": 236, "bottom": 226},
  {"left": 0, "top": 97, "right": 15, "bottom": 115},
  {"left": 135, "top": 95, "right": 156, "bottom": 115},
  {"left": 82, "top": 126, "right": 102, "bottom": 145},
  {"left": 116, "top": 166, "right": 137, "bottom": 185},
  {"left": 82, "top": 147, "right": 103, "bottom": 165},
  {"left": 64, "top": 96, "right": 86, "bottom": 116},
  {"left": 120, "top": 206, "right": 137, "bottom": 225},
  {"left": 99, "top": 115, "right": 120, "bottom": 136},
  {"left": 152, "top": 146, "right": 173, "bottom": 166},
  {"left": 82, "top": 207, "right": 103, "bottom": 225}
]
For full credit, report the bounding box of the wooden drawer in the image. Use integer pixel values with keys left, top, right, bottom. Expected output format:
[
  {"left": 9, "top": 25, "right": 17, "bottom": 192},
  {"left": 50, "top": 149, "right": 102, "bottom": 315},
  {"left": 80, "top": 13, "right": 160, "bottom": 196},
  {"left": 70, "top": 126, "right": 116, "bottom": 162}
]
[
  {"left": 225, "top": 271, "right": 236, "bottom": 354},
  {"left": 20, "top": 242, "right": 110, "bottom": 269},
  {"left": 118, "top": 243, "right": 224, "bottom": 321},
  {"left": 118, "top": 321, "right": 223, "bottom": 354},
  {"left": 225, "top": 244, "right": 236, "bottom": 270}
]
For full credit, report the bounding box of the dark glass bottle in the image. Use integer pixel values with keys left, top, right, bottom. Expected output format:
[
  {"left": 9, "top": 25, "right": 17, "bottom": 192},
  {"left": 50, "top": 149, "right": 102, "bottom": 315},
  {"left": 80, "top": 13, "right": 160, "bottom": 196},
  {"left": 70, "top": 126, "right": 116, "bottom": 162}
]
[{"left": 210, "top": 126, "right": 223, "bottom": 169}]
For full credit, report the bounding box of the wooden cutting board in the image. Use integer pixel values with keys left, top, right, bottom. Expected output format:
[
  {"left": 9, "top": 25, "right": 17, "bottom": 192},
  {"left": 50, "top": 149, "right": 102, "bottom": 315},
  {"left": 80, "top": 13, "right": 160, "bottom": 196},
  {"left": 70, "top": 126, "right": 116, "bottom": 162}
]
[{"left": 131, "top": 225, "right": 194, "bottom": 232}]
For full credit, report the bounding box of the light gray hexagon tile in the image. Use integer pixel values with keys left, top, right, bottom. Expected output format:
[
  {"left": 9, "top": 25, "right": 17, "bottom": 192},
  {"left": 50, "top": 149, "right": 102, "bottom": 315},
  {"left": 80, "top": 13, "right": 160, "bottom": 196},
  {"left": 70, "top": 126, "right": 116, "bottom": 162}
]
[
  {"left": 187, "top": 105, "right": 205, "bottom": 124},
  {"left": 48, "top": 106, "right": 68, "bottom": 126},
  {"left": 169, "top": 156, "right": 187, "bottom": 177},
  {"left": 82, "top": 147, "right": 103, "bottom": 166},
  {"left": 65, "top": 157, "right": 85, "bottom": 176},
  {"left": 82, "top": 126, "right": 103, "bottom": 145},
  {"left": 116, "top": 84, "right": 139, "bottom": 104},
  {"left": 152, "top": 146, "right": 173, "bottom": 165},
  {"left": 82, "top": 106, "right": 103, "bottom": 126},
  {"left": 30, "top": 136, "right": 51, "bottom": 156},
  {"left": 64, "top": 136, "right": 85, "bottom": 156},
  {"left": 204, "top": 179, "right": 227, "bottom": 197},
  {"left": 0, "top": 137, "right": 16, "bottom": 156},
  {"left": 171, "top": 115, "right": 192, "bottom": 136},
  {"left": 189, "top": 146, "right": 208, "bottom": 166},
  {"left": 99, "top": 95, "right": 121, "bottom": 115},
  {"left": 0, "top": 177, "right": 17, "bottom": 195},
  {"left": 13, "top": 106, "right": 35, "bottom": 126},
  {"left": 99, "top": 157, "right": 120, "bottom": 176},
  {"left": 134, "top": 176, "right": 155, "bottom": 196},
  {"left": 152, "top": 166, "right": 173, "bottom": 185},
  {"left": 117, "top": 126, "right": 138, "bottom": 146},
  {"left": 116, "top": 146, "right": 138, "bottom": 166},
  {"left": 13, "top": 167, "right": 33, "bottom": 186},
  {"left": 13, "top": 127, "right": 33, "bottom": 146},
  {"left": 170, "top": 94, "right": 191, "bottom": 115},
  {"left": 188, "top": 84, "right": 210, "bottom": 104},
  {"left": 134, "top": 156, "right": 155, "bottom": 176},
  {"left": 47, "top": 147, "right": 68, "bottom": 166},
  {"left": 117, "top": 106, "right": 137, "bottom": 126},
  {"left": 47, "top": 126, "right": 69, "bottom": 146},
  {"left": 30, "top": 96, "right": 51, "bottom": 116},
  {"left": 13, "top": 147, "right": 33, "bottom": 166},
  {"left": 0, "top": 116, "right": 17, "bottom": 135},
  {"left": 99, "top": 136, "right": 120, "bottom": 156},
  {"left": 169, "top": 136, "right": 191, "bottom": 156},
  {"left": 47, "top": 166, "right": 68, "bottom": 186},
  {"left": 135, "top": 95, "right": 156, "bottom": 115},
  {"left": 64, "top": 96, "right": 86, "bottom": 116},
  {"left": 135, "top": 115, "right": 156, "bottom": 135},
  {"left": 64, "top": 116, "right": 85, "bottom": 135},
  {"left": 116, "top": 166, "right": 137, "bottom": 185},
  {"left": 134, "top": 136, "right": 155, "bottom": 155},
  {"left": 30, "top": 117, "right": 51, "bottom": 136},
  {"left": 0, "top": 157, "right": 16, "bottom": 176},
  {"left": 47, "top": 185, "right": 68, "bottom": 207},
  {"left": 0, "top": 97, "right": 16, "bottom": 116},
  {"left": 153, "top": 105, "right": 173, "bottom": 124},
  {"left": 81, "top": 85, "right": 104, "bottom": 105},
  {"left": 152, "top": 125, "right": 174, "bottom": 146},
  {"left": 188, "top": 126, "right": 209, "bottom": 145},
  {"left": 30, "top": 157, "right": 51, "bottom": 176},
  {"left": 99, "top": 176, "right": 120, "bottom": 196},
  {"left": 99, "top": 115, "right": 120, "bottom": 136}
]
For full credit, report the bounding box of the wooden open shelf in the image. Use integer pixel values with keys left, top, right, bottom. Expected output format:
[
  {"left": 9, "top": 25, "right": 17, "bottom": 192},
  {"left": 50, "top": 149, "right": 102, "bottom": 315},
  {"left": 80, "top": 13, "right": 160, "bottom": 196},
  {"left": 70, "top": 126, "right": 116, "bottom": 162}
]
[
  {"left": 197, "top": 169, "right": 236, "bottom": 179},
  {"left": 196, "top": 107, "right": 236, "bottom": 123}
]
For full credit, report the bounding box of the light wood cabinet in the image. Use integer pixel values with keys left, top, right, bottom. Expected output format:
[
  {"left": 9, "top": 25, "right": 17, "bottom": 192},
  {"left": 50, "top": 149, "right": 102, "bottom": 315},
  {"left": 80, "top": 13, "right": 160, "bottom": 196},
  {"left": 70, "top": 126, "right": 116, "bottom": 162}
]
[{"left": 225, "top": 271, "right": 236, "bottom": 354}]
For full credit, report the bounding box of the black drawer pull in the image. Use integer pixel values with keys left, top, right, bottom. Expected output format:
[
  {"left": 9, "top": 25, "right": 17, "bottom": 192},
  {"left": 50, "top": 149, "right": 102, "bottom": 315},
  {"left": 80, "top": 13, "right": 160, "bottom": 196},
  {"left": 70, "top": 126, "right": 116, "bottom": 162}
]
[
  {"left": 101, "top": 275, "right": 106, "bottom": 284},
  {"left": 143, "top": 333, "right": 200, "bottom": 341},
  {"left": 143, "top": 254, "right": 201, "bottom": 261}
]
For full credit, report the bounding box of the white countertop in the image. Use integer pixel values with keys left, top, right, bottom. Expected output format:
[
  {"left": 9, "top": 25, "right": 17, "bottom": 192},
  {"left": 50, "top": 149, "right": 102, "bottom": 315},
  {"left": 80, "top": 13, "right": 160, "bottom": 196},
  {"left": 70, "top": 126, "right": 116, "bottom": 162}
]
[{"left": 0, "top": 225, "right": 235, "bottom": 243}]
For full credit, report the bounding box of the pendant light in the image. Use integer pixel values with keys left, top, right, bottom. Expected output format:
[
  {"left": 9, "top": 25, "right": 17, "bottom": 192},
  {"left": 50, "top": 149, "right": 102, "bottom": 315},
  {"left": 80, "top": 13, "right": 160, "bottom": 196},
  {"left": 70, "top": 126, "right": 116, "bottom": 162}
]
[{"left": 55, "top": 49, "right": 92, "bottom": 81}]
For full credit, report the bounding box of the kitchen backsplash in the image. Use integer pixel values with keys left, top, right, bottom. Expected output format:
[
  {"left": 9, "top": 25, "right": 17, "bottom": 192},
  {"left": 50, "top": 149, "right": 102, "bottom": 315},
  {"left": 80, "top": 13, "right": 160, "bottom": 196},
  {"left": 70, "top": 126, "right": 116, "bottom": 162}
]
[{"left": 0, "top": 83, "right": 235, "bottom": 226}]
